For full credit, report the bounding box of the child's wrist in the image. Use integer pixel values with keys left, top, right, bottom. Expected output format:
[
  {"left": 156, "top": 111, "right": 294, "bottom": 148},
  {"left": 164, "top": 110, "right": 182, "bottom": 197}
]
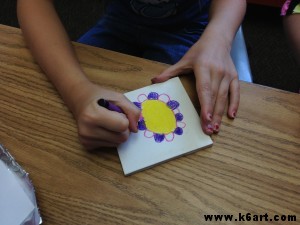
[
  {"left": 61, "top": 79, "right": 94, "bottom": 116},
  {"left": 200, "top": 25, "right": 233, "bottom": 51}
]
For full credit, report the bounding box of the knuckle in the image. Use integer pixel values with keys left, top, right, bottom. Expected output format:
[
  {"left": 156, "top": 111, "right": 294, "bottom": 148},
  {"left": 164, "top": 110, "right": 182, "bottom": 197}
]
[
  {"left": 215, "top": 65, "right": 226, "bottom": 77},
  {"left": 78, "top": 126, "right": 90, "bottom": 139},
  {"left": 78, "top": 136, "right": 90, "bottom": 148},
  {"left": 116, "top": 132, "right": 130, "bottom": 144},
  {"left": 118, "top": 119, "right": 129, "bottom": 132},
  {"left": 79, "top": 111, "right": 95, "bottom": 125},
  {"left": 116, "top": 93, "right": 126, "bottom": 101},
  {"left": 219, "top": 91, "right": 228, "bottom": 101},
  {"left": 231, "top": 71, "right": 238, "bottom": 79},
  {"left": 211, "top": 92, "right": 217, "bottom": 101},
  {"left": 198, "top": 82, "right": 211, "bottom": 94},
  {"left": 226, "top": 67, "right": 238, "bottom": 80}
]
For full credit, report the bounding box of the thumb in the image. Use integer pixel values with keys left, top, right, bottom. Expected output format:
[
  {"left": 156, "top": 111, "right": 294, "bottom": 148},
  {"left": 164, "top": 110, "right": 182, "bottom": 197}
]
[{"left": 151, "top": 60, "right": 188, "bottom": 83}]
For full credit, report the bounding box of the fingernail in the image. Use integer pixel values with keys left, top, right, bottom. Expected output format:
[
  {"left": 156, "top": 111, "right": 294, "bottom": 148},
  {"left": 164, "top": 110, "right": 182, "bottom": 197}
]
[
  {"left": 213, "top": 123, "right": 219, "bottom": 132},
  {"left": 207, "top": 124, "right": 214, "bottom": 132},
  {"left": 151, "top": 78, "right": 157, "bottom": 84},
  {"left": 232, "top": 111, "right": 236, "bottom": 118}
]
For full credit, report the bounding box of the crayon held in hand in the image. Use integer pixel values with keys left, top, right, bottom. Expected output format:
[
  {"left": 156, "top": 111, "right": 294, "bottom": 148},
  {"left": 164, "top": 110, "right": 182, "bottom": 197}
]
[{"left": 97, "top": 98, "right": 124, "bottom": 113}]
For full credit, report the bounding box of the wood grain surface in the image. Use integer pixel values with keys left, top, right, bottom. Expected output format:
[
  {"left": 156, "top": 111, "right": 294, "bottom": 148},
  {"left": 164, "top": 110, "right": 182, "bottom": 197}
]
[{"left": 0, "top": 25, "right": 299, "bottom": 225}]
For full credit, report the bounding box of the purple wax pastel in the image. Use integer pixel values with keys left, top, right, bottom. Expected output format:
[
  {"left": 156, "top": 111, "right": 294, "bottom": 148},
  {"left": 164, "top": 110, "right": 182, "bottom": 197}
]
[{"left": 107, "top": 102, "right": 124, "bottom": 113}]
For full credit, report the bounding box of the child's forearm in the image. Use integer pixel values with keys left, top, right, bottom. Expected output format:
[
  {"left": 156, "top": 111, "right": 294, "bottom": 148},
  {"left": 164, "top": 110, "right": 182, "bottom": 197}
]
[
  {"left": 204, "top": 0, "right": 247, "bottom": 48},
  {"left": 17, "top": 0, "right": 90, "bottom": 113}
]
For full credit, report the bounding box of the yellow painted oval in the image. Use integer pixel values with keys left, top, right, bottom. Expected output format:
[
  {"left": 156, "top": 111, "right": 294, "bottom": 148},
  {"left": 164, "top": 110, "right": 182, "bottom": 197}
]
[{"left": 142, "top": 100, "right": 176, "bottom": 134}]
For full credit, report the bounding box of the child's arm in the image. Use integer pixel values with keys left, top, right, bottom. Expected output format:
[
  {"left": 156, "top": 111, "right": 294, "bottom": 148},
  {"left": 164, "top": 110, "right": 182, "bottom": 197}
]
[
  {"left": 153, "top": 0, "right": 246, "bottom": 135},
  {"left": 17, "top": 0, "right": 140, "bottom": 150},
  {"left": 283, "top": 13, "right": 300, "bottom": 66}
]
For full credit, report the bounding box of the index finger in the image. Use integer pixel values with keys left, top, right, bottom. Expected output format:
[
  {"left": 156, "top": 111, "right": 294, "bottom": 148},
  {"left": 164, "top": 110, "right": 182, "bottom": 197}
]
[{"left": 96, "top": 106, "right": 131, "bottom": 133}]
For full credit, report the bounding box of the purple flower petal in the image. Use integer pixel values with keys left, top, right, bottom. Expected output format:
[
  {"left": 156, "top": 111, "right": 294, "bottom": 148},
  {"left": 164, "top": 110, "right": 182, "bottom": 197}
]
[
  {"left": 167, "top": 100, "right": 179, "bottom": 110},
  {"left": 175, "top": 113, "right": 183, "bottom": 121},
  {"left": 133, "top": 102, "right": 141, "bottom": 108},
  {"left": 148, "top": 92, "right": 159, "bottom": 100},
  {"left": 137, "top": 119, "right": 146, "bottom": 130},
  {"left": 154, "top": 134, "right": 165, "bottom": 143},
  {"left": 174, "top": 127, "right": 183, "bottom": 135}
]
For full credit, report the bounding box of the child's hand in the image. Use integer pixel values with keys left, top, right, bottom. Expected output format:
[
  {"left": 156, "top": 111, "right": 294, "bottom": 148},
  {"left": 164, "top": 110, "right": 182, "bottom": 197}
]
[
  {"left": 152, "top": 34, "right": 239, "bottom": 135},
  {"left": 69, "top": 82, "right": 140, "bottom": 150}
]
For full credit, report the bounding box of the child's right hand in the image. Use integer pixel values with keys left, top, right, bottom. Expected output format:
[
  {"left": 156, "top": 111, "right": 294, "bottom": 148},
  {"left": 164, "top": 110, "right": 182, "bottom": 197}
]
[
  {"left": 16, "top": 0, "right": 140, "bottom": 150},
  {"left": 69, "top": 82, "right": 141, "bottom": 150}
]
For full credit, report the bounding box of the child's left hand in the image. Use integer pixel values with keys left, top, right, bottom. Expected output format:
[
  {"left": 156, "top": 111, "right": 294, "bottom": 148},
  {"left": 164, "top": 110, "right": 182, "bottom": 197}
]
[{"left": 152, "top": 33, "right": 240, "bottom": 135}]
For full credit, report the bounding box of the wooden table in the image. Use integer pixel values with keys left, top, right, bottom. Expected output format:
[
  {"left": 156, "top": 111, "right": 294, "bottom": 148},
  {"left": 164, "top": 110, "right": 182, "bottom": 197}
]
[{"left": 0, "top": 24, "right": 299, "bottom": 225}]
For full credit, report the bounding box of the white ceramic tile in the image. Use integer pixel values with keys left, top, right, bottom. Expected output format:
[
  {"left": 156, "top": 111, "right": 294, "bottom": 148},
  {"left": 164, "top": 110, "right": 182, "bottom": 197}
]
[{"left": 118, "top": 77, "right": 213, "bottom": 175}]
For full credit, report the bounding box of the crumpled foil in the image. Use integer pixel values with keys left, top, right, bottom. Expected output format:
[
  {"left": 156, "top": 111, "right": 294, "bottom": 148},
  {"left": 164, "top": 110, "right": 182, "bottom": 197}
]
[{"left": 0, "top": 144, "right": 42, "bottom": 225}]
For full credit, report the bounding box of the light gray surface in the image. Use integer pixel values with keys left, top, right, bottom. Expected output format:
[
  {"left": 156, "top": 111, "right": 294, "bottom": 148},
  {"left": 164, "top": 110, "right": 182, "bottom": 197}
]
[{"left": 231, "top": 27, "right": 253, "bottom": 83}]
